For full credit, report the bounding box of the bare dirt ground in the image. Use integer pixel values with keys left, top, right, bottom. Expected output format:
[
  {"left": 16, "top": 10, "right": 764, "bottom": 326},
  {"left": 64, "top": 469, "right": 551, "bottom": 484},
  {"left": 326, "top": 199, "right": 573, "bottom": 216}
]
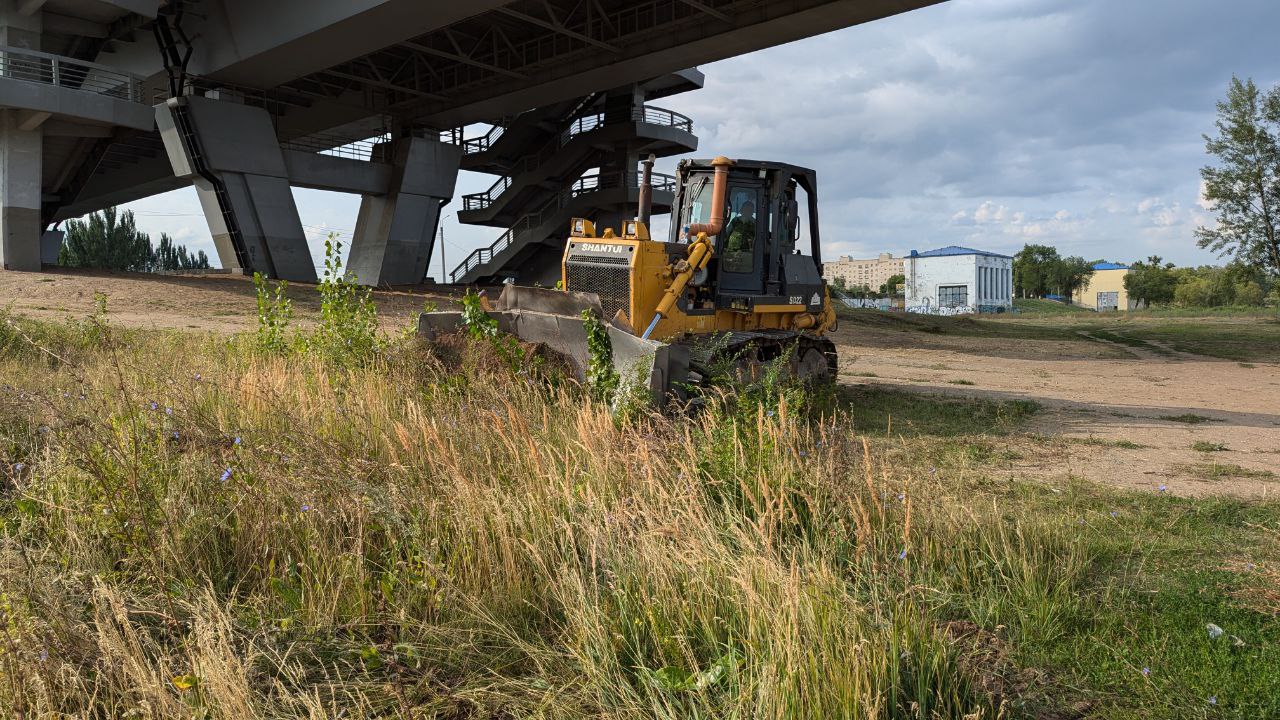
[
  {"left": 5, "top": 268, "right": 1278, "bottom": 498},
  {"left": 0, "top": 267, "right": 454, "bottom": 333},
  {"left": 828, "top": 319, "right": 1280, "bottom": 499}
]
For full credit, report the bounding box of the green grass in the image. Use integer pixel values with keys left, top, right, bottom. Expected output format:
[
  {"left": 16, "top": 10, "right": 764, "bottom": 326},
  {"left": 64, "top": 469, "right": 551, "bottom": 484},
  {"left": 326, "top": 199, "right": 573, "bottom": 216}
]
[
  {"left": 1193, "top": 441, "right": 1230, "bottom": 453},
  {"left": 1076, "top": 437, "right": 1150, "bottom": 450},
  {"left": 1182, "top": 463, "right": 1277, "bottom": 480},
  {"left": 1, "top": 309, "right": 1278, "bottom": 718},
  {"left": 1161, "top": 414, "right": 1222, "bottom": 425},
  {"left": 1118, "top": 320, "right": 1280, "bottom": 363},
  {"left": 948, "top": 379, "right": 976, "bottom": 386},
  {"left": 840, "top": 385, "right": 1040, "bottom": 437},
  {"left": 1013, "top": 298, "right": 1095, "bottom": 315}
]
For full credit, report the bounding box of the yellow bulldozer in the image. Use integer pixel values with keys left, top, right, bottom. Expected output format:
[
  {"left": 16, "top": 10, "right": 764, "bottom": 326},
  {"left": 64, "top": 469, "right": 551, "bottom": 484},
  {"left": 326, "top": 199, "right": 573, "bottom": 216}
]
[{"left": 420, "top": 155, "right": 838, "bottom": 400}]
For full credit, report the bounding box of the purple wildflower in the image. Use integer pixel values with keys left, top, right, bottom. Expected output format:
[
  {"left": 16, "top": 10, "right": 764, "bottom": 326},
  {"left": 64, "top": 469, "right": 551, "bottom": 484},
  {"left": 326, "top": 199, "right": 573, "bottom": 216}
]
[
  {"left": 1141, "top": 667, "right": 1150, "bottom": 677},
  {"left": 1208, "top": 696, "right": 1217, "bottom": 706},
  {"left": 233, "top": 436, "right": 242, "bottom": 446},
  {"left": 13, "top": 463, "right": 25, "bottom": 472},
  {"left": 1110, "top": 511, "right": 1118, "bottom": 519},
  {"left": 897, "top": 548, "right": 908, "bottom": 560},
  {"left": 172, "top": 432, "right": 180, "bottom": 440},
  {"left": 799, "top": 451, "right": 808, "bottom": 458},
  {"left": 220, "top": 468, "right": 232, "bottom": 483},
  {"left": 148, "top": 401, "right": 158, "bottom": 411},
  {"left": 300, "top": 504, "right": 312, "bottom": 513},
  {"left": 165, "top": 407, "right": 173, "bottom": 416},
  {"left": 1158, "top": 484, "right": 1167, "bottom": 492}
]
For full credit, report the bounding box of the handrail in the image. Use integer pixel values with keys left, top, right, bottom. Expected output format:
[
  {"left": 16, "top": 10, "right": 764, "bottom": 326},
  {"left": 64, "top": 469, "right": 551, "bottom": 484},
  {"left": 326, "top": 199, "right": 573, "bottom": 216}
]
[
  {"left": 450, "top": 169, "right": 676, "bottom": 283},
  {"left": 0, "top": 45, "right": 146, "bottom": 103},
  {"left": 279, "top": 132, "right": 389, "bottom": 161},
  {"left": 460, "top": 104, "right": 693, "bottom": 212}
]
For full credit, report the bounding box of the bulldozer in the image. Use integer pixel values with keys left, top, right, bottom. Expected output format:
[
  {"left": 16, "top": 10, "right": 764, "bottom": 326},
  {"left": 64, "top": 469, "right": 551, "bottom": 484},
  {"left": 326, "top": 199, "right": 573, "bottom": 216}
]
[{"left": 419, "top": 155, "right": 839, "bottom": 401}]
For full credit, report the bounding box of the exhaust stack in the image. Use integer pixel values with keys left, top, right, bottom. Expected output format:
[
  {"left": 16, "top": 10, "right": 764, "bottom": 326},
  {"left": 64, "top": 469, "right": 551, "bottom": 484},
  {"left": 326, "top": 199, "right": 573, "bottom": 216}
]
[
  {"left": 637, "top": 153, "right": 656, "bottom": 226},
  {"left": 687, "top": 156, "right": 735, "bottom": 237}
]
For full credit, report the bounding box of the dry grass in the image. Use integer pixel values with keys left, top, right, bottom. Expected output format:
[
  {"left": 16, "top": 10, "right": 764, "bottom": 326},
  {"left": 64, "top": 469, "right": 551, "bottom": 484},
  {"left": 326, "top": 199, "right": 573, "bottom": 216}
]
[{"left": 3, "top": 309, "right": 1277, "bottom": 718}]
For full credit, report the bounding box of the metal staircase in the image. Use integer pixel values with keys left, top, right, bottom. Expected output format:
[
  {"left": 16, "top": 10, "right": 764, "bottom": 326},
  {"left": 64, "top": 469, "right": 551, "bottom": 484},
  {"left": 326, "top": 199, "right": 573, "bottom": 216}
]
[{"left": 447, "top": 78, "right": 699, "bottom": 286}]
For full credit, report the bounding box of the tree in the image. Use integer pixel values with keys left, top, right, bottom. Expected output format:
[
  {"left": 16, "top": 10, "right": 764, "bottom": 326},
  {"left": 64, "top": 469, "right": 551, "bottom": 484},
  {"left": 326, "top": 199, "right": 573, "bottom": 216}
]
[
  {"left": 59, "top": 208, "right": 209, "bottom": 273},
  {"left": 1124, "top": 256, "right": 1177, "bottom": 307},
  {"left": 879, "top": 273, "right": 905, "bottom": 296},
  {"left": 59, "top": 207, "right": 152, "bottom": 271},
  {"left": 1013, "top": 244, "right": 1060, "bottom": 298},
  {"left": 151, "top": 233, "right": 210, "bottom": 272},
  {"left": 1196, "top": 76, "right": 1280, "bottom": 278},
  {"left": 1050, "top": 256, "right": 1094, "bottom": 301}
]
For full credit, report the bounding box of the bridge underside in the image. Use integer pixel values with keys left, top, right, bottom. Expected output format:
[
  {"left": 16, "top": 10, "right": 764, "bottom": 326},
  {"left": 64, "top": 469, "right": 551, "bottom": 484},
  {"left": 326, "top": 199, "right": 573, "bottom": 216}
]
[{"left": 0, "top": 0, "right": 944, "bottom": 282}]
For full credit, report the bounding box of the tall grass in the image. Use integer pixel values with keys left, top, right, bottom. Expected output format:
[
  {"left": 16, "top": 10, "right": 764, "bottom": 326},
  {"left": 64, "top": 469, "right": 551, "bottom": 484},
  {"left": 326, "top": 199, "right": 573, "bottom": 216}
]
[{"left": 0, "top": 310, "right": 1097, "bottom": 718}]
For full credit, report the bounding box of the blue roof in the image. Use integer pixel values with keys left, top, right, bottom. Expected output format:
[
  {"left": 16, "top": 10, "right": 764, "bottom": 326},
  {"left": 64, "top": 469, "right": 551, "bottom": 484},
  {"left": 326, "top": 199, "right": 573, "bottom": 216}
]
[
  {"left": 909, "top": 245, "right": 1012, "bottom": 259},
  {"left": 1092, "top": 262, "right": 1130, "bottom": 271}
]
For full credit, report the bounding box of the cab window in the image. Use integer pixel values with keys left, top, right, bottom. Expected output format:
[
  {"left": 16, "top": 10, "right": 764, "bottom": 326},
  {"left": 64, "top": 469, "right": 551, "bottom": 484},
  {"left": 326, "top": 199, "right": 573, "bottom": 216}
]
[{"left": 722, "top": 187, "right": 757, "bottom": 273}]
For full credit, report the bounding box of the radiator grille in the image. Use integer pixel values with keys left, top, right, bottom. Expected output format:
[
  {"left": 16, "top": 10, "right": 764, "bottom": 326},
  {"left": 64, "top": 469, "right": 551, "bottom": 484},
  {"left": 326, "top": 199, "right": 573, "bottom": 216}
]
[{"left": 567, "top": 260, "right": 631, "bottom": 321}]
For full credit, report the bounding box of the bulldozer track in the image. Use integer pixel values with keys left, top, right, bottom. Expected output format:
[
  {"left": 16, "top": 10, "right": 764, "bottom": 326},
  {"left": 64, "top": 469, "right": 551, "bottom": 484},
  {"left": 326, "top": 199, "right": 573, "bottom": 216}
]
[{"left": 681, "top": 330, "right": 837, "bottom": 384}]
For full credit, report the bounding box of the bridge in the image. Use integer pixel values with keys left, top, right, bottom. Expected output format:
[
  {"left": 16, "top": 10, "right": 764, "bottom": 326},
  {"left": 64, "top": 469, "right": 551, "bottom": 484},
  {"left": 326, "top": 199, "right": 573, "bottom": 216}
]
[{"left": 0, "top": 0, "right": 942, "bottom": 285}]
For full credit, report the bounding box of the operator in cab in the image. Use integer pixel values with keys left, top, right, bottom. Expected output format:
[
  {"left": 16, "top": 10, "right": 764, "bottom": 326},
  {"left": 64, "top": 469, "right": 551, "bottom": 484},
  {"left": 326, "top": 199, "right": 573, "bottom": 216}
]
[{"left": 722, "top": 191, "right": 756, "bottom": 272}]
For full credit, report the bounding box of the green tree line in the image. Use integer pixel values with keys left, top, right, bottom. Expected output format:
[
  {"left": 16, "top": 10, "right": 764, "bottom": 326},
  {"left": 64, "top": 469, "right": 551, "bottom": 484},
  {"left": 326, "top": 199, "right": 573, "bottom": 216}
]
[
  {"left": 58, "top": 207, "right": 210, "bottom": 273},
  {"left": 1124, "top": 256, "right": 1274, "bottom": 308}
]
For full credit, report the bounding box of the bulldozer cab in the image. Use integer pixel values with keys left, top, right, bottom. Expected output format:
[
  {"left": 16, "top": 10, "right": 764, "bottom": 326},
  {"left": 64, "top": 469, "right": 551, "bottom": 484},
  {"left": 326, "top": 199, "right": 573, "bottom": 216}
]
[{"left": 672, "top": 159, "right": 825, "bottom": 309}]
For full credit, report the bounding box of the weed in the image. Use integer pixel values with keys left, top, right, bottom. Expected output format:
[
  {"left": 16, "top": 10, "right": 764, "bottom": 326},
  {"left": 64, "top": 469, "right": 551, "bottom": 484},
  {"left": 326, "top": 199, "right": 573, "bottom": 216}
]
[
  {"left": 253, "top": 272, "right": 292, "bottom": 353},
  {"left": 581, "top": 308, "right": 618, "bottom": 403},
  {"left": 306, "top": 236, "right": 383, "bottom": 364},
  {"left": 1192, "top": 441, "right": 1229, "bottom": 453},
  {"left": 948, "top": 379, "right": 976, "bottom": 386}
]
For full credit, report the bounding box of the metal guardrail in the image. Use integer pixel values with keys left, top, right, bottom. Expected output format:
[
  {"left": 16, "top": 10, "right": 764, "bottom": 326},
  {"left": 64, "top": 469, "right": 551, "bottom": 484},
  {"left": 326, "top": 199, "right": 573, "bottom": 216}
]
[
  {"left": 450, "top": 169, "right": 676, "bottom": 283},
  {"left": 0, "top": 46, "right": 145, "bottom": 102},
  {"left": 279, "top": 132, "right": 389, "bottom": 161},
  {"left": 460, "top": 104, "right": 692, "bottom": 212}
]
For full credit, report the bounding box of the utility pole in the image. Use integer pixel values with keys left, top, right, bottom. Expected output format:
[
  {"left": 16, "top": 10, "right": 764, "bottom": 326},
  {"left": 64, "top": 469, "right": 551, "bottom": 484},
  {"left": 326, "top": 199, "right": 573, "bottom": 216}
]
[
  {"left": 438, "top": 225, "right": 446, "bottom": 284},
  {"left": 436, "top": 211, "right": 455, "bottom": 284}
]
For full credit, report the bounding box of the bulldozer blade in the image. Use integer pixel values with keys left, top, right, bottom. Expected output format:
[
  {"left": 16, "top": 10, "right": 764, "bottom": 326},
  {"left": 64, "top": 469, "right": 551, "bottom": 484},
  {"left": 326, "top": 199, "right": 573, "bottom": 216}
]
[
  {"left": 418, "top": 291, "right": 689, "bottom": 404},
  {"left": 491, "top": 284, "right": 604, "bottom": 317}
]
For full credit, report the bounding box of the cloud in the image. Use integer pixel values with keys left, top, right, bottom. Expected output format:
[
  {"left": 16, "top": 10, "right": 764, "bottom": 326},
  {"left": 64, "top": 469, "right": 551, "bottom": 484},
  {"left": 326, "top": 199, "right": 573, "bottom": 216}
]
[{"left": 99, "top": 0, "right": 1279, "bottom": 275}]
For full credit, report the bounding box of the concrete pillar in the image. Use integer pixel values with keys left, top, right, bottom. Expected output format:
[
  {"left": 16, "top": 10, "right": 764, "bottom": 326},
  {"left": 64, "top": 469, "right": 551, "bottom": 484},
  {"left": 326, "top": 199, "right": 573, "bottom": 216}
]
[
  {"left": 0, "top": 0, "right": 42, "bottom": 51},
  {"left": 155, "top": 94, "right": 317, "bottom": 282},
  {"left": 0, "top": 111, "right": 43, "bottom": 271},
  {"left": 0, "top": 2, "right": 43, "bottom": 271},
  {"left": 348, "top": 137, "right": 460, "bottom": 286}
]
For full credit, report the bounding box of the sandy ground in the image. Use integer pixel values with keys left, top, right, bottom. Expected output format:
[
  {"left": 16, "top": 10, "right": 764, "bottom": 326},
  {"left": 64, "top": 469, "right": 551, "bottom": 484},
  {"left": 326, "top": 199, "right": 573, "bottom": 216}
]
[
  {"left": 5, "top": 268, "right": 1278, "bottom": 498},
  {"left": 0, "top": 267, "right": 450, "bottom": 333},
  {"left": 828, "top": 322, "right": 1280, "bottom": 499}
]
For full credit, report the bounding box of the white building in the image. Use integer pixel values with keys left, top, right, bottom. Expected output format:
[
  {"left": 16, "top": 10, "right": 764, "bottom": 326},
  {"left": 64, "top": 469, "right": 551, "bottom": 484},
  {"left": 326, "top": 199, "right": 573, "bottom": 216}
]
[{"left": 904, "top": 246, "right": 1013, "bottom": 313}]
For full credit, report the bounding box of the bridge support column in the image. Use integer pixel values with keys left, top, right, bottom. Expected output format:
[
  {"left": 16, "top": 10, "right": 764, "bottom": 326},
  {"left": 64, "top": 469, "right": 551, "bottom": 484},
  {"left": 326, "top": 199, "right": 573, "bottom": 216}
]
[
  {"left": 0, "top": 111, "right": 44, "bottom": 271},
  {"left": 348, "top": 137, "right": 460, "bottom": 286},
  {"left": 156, "top": 94, "right": 317, "bottom": 282},
  {"left": 0, "top": 3, "right": 44, "bottom": 271}
]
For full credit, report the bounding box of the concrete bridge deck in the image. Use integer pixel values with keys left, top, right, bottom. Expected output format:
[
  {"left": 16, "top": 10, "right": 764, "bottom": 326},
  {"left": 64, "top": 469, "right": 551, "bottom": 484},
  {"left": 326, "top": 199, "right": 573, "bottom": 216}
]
[{"left": 0, "top": 0, "right": 944, "bottom": 283}]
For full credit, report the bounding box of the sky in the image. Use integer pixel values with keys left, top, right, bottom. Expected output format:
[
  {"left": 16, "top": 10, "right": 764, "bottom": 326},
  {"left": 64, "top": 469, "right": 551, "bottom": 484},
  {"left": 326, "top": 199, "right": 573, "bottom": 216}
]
[{"left": 116, "top": 0, "right": 1280, "bottom": 279}]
